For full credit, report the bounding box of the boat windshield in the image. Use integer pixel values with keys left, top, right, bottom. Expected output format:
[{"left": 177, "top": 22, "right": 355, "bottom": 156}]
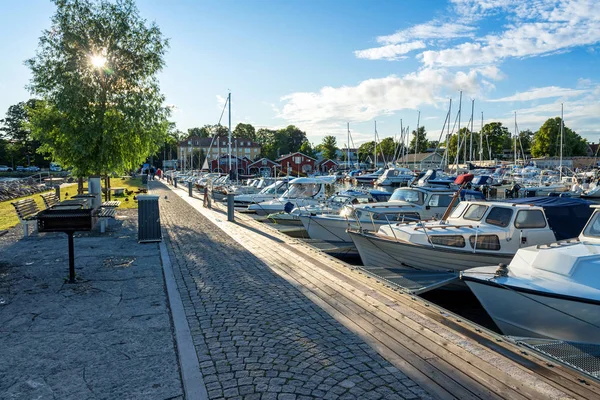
[
  {"left": 463, "top": 204, "right": 488, "bottom": 221},
  {"left": 259, "top": 182, "right": 283, "bottom": 194},
  {"left": 285, "top": 183, "right": 320, "bottom": 198},
  {"left": 339, "top": 206, "right": 356, "bottom": 218},
  {"left": 449, "top": 202, "right": 469, "bottom": 219},
  {"left": 583, "top": 212, "right": 600, "bottom": 238},
  {"left": 389, "top": 189, "right": 423, "bottom": 205}
]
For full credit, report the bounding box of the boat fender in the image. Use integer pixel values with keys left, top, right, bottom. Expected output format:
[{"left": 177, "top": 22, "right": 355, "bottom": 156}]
[
  {"left": 495, "top": 263, "right": 509, "bottom": 277},
  {"left": 284, "top": 202, "right": 294, "bottom": 213}
]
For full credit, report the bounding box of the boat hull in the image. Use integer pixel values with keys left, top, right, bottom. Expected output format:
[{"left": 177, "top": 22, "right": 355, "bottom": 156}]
[
  {"left": 300, "top": 215, "right": 387, "bottom": 245},
  {"left": 463, "top": 278, "right": 600, "bottom": 344},
  {"left": 348, "top": 231, "right": 513, "bottom": 272}
]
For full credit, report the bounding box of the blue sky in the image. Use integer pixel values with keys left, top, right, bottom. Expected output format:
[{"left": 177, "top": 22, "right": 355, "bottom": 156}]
[{"left": 1, "top": 0, "right": 599, "bottom": 148}]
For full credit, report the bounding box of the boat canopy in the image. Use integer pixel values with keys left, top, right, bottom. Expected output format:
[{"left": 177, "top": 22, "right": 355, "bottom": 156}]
[{"left": 508, "top": 197, "right": 593, "bottom": 240}]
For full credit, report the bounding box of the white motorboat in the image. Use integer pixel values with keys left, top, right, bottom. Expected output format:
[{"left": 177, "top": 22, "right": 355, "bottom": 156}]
[
  {"left": 348, "top": 197, "right": 593, "bottom": 272},
  {"left": 248, "top": 176, "right": 337, "bottom": 216},
  {"left": 462, "top": 206, "right": 600, "bottom": 344},
  {"left": 375, "top": 167, "right": 415, "bottom": 186},
  {"left": 354, "top": 168, "right": 385, "bottom": 184},
  {"left": 233, "top": 180, "right": 289, "bottom": 207},
  {"left": 266, "top": 189, "right": 392, "bottom": 226},
  {"left": 299, "top": 186, "right": 486, "bottom": 248}
]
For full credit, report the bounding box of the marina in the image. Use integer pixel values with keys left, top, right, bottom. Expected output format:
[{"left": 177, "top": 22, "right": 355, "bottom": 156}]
[{"left": 165, "top": 176, "right": 600, "bottom": 397}]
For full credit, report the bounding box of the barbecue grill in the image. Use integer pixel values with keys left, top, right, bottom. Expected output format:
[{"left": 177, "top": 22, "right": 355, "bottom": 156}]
[{"left": 37, "top": 201, "right": 99, "bottom": 283}]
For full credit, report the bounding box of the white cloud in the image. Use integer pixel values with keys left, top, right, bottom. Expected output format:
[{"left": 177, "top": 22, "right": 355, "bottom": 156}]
[
  {"left": 278, "top": 68, "right": 486, "bottom": 136},
  {"left": 421, "top": 1, "right": 600, "bottom": 67},
  {"left": 216, "top": 94, "right": 227, "bottom": 110},
  {"left": 354, "top": 41, "right": 426, "bottom": 61},
  {"left": 377, "top": 22, "right": 476, "bottom": 44},
  {"left": 488, "top": 86, "right": 588, "bottom": 102}
]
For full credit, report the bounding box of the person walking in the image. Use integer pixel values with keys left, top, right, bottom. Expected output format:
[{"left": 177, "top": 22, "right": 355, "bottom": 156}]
[
  {"left": 150, "top": 166, "right": 156, "bottom": 180},
  {"left": 156, "top": 168, "right": 162, "bottom": 180}
]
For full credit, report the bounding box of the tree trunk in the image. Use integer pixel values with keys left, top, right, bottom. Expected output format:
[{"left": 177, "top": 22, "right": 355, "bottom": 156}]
[{"left": 78, "top": 177, "right": 84, "bottom": 195}]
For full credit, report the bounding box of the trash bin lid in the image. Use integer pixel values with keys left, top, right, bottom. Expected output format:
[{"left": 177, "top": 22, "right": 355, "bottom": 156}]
[{"left": 137, "top": 195, "right": 159, "bottom": 200}]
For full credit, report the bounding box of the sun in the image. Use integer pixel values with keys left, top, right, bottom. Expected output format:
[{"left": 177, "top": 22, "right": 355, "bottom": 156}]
[{"left": 90, "top": 54, "right": 107, "bottom": 68}]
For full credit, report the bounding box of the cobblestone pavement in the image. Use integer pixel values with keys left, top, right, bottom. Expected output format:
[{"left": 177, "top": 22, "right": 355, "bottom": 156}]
[
  {"left": 155, "top": 182, "right": 430, "bottom": 400},
  {"left": 0, "top": 210, "right": 183, "bottom": 400}
]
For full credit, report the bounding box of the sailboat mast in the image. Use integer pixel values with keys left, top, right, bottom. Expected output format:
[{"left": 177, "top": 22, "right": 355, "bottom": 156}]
[
  {"left": 374, "top": 121, "right": 377, "bottom": 169},
  {"left": 479, "top": 111, "right": 483, "bottom": 163},
  {"left": 400, "top": 119, "right": 404, "bottom": 166},
  {"left": 456, "top": 91, "right": 462, "bottom": 173},
  {"left": 560, "top": 103, "right": 564, "bottom": 180},
  {"left": 228, "top": 92, "right": 232, "bottom": 176},
  {"left": 347, "top": 123, "right": 350, "bottom": 170},
  {"left": 415, "top": 111, "right": 420, "bottom": 171},
  {"left": 514, "top": 112, "right": 518, "bottom": 165},
  {"left": 446, "top": 99, "right": 451, "bottom": 171},
  {"left": 469, "top": 99, "right": 474, "bottom": 163}
]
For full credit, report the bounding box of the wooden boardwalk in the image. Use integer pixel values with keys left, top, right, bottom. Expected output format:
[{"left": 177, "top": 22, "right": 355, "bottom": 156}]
[{"left": 170, "top": 185, "right": 600, "bottom": 399}]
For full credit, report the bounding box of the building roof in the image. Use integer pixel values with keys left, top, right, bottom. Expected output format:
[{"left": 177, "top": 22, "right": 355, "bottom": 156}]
[
  {"left": 401, "top": 152, "right": 441, "bottom": 163},
  {"left": 248, "top": 157, "right": 281, "bottom": 167},
  {"left": 275, "top": 152, "right": 317, "bottom": 162},
  {"left": 317, "top": 159, "right": 338, "bottom": 166},
  {"left": 178, "top": 136, "right": 261, "bottom": 148}
]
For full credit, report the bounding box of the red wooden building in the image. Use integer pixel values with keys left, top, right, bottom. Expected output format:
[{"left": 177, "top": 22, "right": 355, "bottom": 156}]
[
  {"left": 276, "top": 152, "right": 317, "bottom": 176},
  {"left": 210, "top": 155, "right": 250, "bottom": 175},
  {"left": 317, "top": 159, "right": 338, "bottom": 173},
  {"left": 247, "top": 158, "right": 281, "bottom": 177}
]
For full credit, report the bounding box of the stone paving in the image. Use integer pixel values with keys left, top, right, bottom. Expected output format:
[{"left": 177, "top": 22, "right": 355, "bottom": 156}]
[
  {"left": 155, "top": 181, "right": 430, "bottom": 400},
  {"left": 0, "top": 210, "right": 182, "bottom": 400}
]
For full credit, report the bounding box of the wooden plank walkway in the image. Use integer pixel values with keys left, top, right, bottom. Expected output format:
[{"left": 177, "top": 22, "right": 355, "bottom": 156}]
[{"left": 169, "top": 185, "right": 600, "bottom": 399}]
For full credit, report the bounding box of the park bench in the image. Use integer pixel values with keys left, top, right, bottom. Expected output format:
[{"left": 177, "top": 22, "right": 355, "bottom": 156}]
[
  {"left": 40, "top": 192, "right": 59, "bottom": 209},
  {"left": 11, "top": 198, "right": 40, "bottom": 237},
  {"left": 98, "top": 207, "right": 116, "bottom": 233},
  {"left": 102, "top": 200, "right": 121, "bottom": 208}
]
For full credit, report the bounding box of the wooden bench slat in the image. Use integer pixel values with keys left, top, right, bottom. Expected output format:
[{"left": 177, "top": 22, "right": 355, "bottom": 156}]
[
  {"left": 40, "top": 192, "right": 59, "bottom": 209},
  {"left": 102, "top": 201, "right": 121, "bottom": 208},
  {"left": 98, "top": 208, "right": 116, "bottom": 218}
]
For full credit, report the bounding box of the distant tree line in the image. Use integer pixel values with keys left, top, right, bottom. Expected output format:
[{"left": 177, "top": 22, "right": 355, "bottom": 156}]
[{"left": 1, "top": 98, "right": 592, "bottom": 170}]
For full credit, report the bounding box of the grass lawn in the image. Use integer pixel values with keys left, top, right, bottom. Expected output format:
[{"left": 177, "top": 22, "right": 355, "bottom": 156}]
[{"left": 0, "top": 177, "right": 145, "bottom": 231}]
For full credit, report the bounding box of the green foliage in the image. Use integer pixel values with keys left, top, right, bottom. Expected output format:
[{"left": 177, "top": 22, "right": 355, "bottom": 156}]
[
  {"left": 481, "top": 122, "right": 510, "bottom": 160},
  {"left": 26, "top": 0, "right": 170, "bottom": 176},
  {"left": 378, "top": 137, "right": 396, "bottom": 159},
  {"left": 0, "top": 100, "right": 48, "bottom": 167},
  {"left": 320, "top": 135, "right": 338, "bottom": 160},
  {"left": 409, "top": 126, "right": 428, "bottom": 153},
  {"left": 254, "top": 125, "right": 307, "bottom": 160},
  {"left": 531, "top": 117, "right": 587, "bottom": 158},
  {"left": 233, "top": 123, "right": 256, "bottom": 141},
  {"left": 298, "top": 140, "right": 316, "bottom": 159},
  {"left": 358, "top": 141, "right": 375, "bottom": 163}
]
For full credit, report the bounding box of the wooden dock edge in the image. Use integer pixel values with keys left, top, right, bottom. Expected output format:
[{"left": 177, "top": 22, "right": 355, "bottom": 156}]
[{"left": 167, "top": 184, "right": 600, "bottom": 400}]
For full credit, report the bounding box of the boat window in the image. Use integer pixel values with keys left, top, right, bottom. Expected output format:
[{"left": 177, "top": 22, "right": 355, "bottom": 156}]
[
  {"left": 428, "top": 194, "right": 454, "bottom": 208},
  {"left": 286, "top": 183, "right": 320, "bottom": 198},
  {"left": 514, "top": 210, "right": 547, "bottom": 229},
  {"left": 389, "top": 189, "right": 423, "bottom": 205},
  {"left": 485, "top": 207, "right": 513, "bottom": 227},
  {"left": 449, "top": 202, "right": 468, "bottom": 218},
  {"left": 463, "top": 204, "right": 488, "bottom": 221},
  {"left": 371, "top": 212, "right": 420, "bottom": 222},
  {"left": 583, "top": 212, "right": 600, "bottom": 238},
  {"left": 340, "top": 206, "right": 355, "bottom": 219},
  {"left": 469, "top": 235, "right": 501, "bottom": 250},
  {"left": 429, "top": 235, "right": 465, "bottom": 248}
]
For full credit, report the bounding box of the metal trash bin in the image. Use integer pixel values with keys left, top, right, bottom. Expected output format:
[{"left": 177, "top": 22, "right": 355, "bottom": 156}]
[
  {"left": 141, "top": 174, "right": 148, "bottom": 184},
  {"left": 138, "top": 195, "right": 161, "bottom": 242}
]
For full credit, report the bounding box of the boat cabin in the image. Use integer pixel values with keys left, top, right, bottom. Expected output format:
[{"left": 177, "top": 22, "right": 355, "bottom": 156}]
[{"left": 379, "top": 198, "right": 592, "bottom": 256}]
